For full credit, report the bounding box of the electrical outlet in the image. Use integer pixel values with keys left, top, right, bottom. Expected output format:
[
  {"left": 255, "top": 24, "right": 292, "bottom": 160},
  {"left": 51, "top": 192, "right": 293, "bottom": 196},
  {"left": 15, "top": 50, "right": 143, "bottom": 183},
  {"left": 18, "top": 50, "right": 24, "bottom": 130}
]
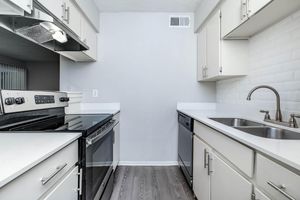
[{"left": 92, "top": 89, "right": 98, "bottom": 97}]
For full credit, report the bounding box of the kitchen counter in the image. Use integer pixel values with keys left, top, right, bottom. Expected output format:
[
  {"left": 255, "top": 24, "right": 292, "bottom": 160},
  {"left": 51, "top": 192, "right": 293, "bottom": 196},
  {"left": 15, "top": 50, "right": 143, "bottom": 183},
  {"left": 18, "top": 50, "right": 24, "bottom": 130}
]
[
  {"left": 0, "top": 132, "right": 81, "bottom": 188},
  {"left": 177, "top": 103, "right": 300, "bottom": 172}
]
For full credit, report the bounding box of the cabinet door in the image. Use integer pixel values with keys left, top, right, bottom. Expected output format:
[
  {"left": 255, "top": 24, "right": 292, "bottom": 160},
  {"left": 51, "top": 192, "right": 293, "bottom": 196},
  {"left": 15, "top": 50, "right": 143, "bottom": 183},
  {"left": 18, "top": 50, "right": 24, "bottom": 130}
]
[
  {"left": 197, "top": 27, "right": 207, "bottom": 81},
  {"left": 67, "top": 0, "right": 81, "bottom": 36},
  {"left": 206, "top": 10, "right": 221, "bottom": 78},
  {"left": 247, "top": 0, "right": 272, "bottom": 17},
  {"left": 210, "top": 153, "right": 252, "bottom": 200},
  {"left": 37, "top": 0, "right": 63, "bottom": 20},
  {"left": 113, "top": 122, "right": 120, "bottom": 170},
  {"left": 43, "top": 166, "right": 79, "bottom": 200},
  {"left": 8, "top": 0, "right": 32, "bottom": 13},
  {"left": 61, "top": 0, "right": 81, "bottom": 37},
  {"left": 81, "top": 16, "right": 98, "bottom": 60},
  {"left": 193, "top": 136, "right": 210, "bottom": 200},
  {"left": 221, "top": 0, "right": 244, "bottom": 38},
  {"left": 254, "top": 188, "right": 271, "bottom": 200}
]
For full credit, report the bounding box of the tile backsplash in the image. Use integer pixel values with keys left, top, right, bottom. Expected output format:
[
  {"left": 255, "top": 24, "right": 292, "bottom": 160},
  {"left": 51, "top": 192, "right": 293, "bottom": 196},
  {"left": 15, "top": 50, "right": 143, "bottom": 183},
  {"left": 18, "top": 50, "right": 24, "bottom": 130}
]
[{"left": 217, "top": 10, "right": 300, "bottom": 119}]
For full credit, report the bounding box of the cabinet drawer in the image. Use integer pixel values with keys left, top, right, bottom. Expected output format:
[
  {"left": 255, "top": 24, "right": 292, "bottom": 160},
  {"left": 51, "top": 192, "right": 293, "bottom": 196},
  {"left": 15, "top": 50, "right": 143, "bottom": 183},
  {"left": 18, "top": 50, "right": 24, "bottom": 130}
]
[
  {"left": 0, "top": 141, "right": 78, "bottom": 200},
  {"left": 256, "top": 154, "right": 300, "bottom": 200},
  {"left": 194, "top": 121, "right": 254, "bottom": 177},
  {"left": 42, "top": 166, "right": 79, "bottom": 200}
]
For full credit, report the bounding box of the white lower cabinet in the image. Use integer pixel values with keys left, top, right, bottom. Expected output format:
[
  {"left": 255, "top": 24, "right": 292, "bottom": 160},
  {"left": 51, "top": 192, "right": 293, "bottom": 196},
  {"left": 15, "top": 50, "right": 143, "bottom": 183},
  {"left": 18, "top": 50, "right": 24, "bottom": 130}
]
[
  {"left": 210, "top": 153, "right": 252, "bottom": 200},
  {"left": 256, "top": 154, "right": 300, "bottom": 200},
  {"left": 254, "top": 188, "right": 271, "bottom": 200},
  {"left": 42, "top": 166, "right": 79, "bottom": 200},
  {"left": 193, "top": 136, "right": 210, "bottom": 200},
  {"left": 0, "top": 141, "right": 79, "bottom": 200},
  {"left": 193, "top": 135, "right": 252, "bottom": 200}
]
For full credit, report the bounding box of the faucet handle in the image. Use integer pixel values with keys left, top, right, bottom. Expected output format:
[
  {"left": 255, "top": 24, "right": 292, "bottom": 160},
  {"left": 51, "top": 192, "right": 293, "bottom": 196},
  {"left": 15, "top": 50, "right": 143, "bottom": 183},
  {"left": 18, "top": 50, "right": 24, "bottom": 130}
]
[
  {"left": 260, "top": 110, "right": 271, "bottom": 120},
  {"left": 289, "top": 113, "right": 300, "bottom": 128}
]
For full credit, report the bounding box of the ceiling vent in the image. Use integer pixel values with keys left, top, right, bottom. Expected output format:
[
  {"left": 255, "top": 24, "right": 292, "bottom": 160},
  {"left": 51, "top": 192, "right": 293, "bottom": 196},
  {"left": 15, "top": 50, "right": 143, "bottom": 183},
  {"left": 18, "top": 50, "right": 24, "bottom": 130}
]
[{"left": 169, "top": 16, "right": 190, "bottom": 28}]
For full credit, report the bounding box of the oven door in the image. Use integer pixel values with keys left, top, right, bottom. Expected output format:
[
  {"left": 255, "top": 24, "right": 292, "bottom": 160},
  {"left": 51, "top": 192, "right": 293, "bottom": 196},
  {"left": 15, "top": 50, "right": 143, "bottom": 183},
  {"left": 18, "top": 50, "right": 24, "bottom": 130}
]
[{"left": 85, "top": 120, "right": 115, "bottom": 200}]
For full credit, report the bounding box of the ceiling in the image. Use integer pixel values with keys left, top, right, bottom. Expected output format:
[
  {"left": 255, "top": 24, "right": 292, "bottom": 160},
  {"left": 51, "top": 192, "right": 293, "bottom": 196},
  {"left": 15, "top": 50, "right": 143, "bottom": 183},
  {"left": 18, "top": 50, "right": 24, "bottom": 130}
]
[{"left": 94, "top": 0, "right": 203, "bottom": 12}]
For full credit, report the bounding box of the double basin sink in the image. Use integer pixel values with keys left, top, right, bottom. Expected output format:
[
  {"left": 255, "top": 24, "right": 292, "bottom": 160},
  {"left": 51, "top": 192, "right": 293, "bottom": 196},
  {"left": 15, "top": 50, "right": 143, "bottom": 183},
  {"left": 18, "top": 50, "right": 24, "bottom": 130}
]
[{"left": 209, "top": 118, "right": 300, "bottom": 140}]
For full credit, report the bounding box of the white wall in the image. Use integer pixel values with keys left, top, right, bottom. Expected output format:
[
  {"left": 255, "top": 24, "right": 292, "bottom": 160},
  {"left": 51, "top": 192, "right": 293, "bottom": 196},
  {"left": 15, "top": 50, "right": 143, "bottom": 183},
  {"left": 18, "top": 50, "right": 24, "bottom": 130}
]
[
  {"left": 217, "top": 10, "right": 300, "bottom": 119},
  {"left": 60, "top": 12, "right": 216, "bottom": 164}
]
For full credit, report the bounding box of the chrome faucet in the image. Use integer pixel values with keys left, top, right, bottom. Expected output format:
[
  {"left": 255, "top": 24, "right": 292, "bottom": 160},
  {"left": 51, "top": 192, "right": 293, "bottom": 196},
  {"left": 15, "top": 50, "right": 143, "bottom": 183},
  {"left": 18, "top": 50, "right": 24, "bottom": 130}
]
[{"left": 246, "top": 85, "right": 282, "bottom": 122}]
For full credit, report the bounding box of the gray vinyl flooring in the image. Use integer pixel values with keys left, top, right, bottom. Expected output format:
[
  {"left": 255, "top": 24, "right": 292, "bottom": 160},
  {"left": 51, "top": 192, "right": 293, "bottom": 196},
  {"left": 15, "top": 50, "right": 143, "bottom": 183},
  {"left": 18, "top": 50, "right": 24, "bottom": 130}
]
[{"left": 110, "top": 166, "right": 195, "bottom": 200}]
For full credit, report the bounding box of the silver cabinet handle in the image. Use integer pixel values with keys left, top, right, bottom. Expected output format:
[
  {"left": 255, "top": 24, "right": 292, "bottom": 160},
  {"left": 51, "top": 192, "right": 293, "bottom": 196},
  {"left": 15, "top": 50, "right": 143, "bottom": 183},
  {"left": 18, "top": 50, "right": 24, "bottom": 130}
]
[
  {"left": 41, "top": 163, "right": 67, "bottom": 185},
  {"left": 77, "top": 168, "right": 83, "bottom": 195},
  {"left": 207, "top": 154, "right": 213, "bottom": 175},
  {"left": 267, "top": 181, "right": 296, "bottom": 200},
  {"left": 204, "top": 149, "right": 209, "bottom": 168},
  {"left": 62, "top": 3, "right": 70, "bottom": 24}
]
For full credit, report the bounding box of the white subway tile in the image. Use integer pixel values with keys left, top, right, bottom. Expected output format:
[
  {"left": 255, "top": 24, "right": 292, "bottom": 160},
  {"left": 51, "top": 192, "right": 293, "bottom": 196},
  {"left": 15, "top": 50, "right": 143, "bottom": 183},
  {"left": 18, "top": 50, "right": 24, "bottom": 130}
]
[{"left": 217, "top": 10, "right": 300, "bottom": 114}]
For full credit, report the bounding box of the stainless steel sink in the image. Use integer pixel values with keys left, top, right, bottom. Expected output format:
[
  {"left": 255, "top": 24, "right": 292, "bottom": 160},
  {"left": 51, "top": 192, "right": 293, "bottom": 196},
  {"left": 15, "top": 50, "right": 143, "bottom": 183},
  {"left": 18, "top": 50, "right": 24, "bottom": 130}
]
[
  {"left": 235, "top": 127, "right": 300, "bottom": 140},
  {"left": 210, "top": 118, "right": 265, "bottom": 127}
]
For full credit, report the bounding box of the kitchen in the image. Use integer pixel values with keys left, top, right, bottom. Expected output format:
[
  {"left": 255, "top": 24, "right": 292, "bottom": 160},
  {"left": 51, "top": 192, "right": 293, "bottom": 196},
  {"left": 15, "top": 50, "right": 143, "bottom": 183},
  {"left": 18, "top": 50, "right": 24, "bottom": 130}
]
[{"left": 0, "top": 0, "right": 300, "bottom": 200}]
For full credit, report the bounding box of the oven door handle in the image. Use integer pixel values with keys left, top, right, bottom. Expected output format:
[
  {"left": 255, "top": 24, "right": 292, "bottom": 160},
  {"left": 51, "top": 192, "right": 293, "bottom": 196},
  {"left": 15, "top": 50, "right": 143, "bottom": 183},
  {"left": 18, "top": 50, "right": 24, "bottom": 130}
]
[{"left": 86, "top": 119, "right": 116, "bottom": 147}]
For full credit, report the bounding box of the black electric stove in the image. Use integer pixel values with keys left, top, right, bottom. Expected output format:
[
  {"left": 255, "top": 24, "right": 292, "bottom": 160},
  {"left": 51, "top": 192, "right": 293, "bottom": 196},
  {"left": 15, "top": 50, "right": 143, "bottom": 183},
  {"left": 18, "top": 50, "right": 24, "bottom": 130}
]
[
  {"left": 0, "top": 90, "right": 116, "bottom": 200},
  {"left": 2, "top": 113, "right": 113, "bottom": 135}
]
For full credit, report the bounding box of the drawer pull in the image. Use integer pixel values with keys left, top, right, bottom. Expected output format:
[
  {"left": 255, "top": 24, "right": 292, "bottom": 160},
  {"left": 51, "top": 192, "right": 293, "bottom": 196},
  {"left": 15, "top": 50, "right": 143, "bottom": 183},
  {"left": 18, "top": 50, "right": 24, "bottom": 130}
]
[
  {"left": 267, "top": 181, "right": 296, "bottom": 200},
  {"left": 41, "top": 163, "right": 68, "bottom": 185},
  {"left": 204, "top": 149, "right": 209, "bottom": 168}
]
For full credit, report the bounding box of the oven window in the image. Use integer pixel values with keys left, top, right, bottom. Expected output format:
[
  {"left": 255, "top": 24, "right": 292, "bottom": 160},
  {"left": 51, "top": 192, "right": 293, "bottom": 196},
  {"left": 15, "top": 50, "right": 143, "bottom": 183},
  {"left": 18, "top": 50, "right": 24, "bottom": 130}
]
[{"left": 86, "top": 129, "right": 113, "bottom": 200}]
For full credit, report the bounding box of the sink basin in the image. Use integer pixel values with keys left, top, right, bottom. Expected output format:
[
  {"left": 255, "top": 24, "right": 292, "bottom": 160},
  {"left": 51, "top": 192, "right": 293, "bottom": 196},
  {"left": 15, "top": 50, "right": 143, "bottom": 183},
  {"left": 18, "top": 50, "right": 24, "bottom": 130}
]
[
  {"left": 210, "top": 118, "right": 264, "bottom": 127},
  {"left": 235, "top": 127, "right": 300, "bottom": 140}
]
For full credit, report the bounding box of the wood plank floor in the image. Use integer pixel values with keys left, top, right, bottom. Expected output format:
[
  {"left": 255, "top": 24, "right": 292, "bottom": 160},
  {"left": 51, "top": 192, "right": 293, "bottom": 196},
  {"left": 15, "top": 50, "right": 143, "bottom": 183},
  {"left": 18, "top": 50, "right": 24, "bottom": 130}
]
[{"left": 110, "top": 166, "right": 195, "bottom": 200}]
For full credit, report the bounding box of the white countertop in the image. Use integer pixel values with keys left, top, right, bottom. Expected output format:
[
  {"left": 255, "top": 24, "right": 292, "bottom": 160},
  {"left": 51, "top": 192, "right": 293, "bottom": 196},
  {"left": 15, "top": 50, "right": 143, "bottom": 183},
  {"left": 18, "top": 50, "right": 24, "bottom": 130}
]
[
  {"left": 0, "top": 132, "right": 81, "bottom": 188},
  {"left": 177, "top": 103, "right": 300, "bottom": 172},
  {"left": 66, "top": 103, "right": 120, "bottom": 115}
]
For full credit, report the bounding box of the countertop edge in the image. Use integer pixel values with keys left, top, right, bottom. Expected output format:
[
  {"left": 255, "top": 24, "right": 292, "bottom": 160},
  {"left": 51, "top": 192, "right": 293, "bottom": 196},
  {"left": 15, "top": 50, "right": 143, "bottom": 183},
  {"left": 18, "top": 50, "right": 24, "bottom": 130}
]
[{"left": 0, "top": 133, "right": 81, "bottom": 188}]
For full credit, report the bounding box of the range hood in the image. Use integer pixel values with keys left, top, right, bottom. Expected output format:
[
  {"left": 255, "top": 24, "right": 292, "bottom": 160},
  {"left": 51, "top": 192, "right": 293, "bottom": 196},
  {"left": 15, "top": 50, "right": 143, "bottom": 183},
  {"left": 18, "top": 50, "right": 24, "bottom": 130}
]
[{"left": 0, "top": 1, "right": 88, "bottom": 57}]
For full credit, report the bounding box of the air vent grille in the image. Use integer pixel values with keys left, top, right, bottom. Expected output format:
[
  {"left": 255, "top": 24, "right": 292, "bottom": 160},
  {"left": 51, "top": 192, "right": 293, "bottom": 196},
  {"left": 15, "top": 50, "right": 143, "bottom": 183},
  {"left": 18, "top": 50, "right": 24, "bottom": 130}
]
[{"left": 169, "top": 16, "right": 190, "bottom": 27}]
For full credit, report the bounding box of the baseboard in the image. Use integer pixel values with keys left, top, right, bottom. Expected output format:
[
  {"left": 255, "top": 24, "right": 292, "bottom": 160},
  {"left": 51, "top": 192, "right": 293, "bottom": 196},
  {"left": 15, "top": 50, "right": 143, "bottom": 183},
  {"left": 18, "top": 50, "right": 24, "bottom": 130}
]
[{"left": 118, "top": 161, "right": 178, "bottom": 166}]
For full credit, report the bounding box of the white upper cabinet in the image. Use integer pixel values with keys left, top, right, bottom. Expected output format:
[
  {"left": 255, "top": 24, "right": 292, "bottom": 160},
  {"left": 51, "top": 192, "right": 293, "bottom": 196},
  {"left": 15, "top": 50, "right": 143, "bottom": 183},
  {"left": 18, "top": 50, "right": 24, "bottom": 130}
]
[
  {"left": 222, "top": 0, "right": 300, "bottom": 39},
  {"left": 220, "top": 0, "right": 244, "bottom": 38},
  {"left": 73, "top": 0, "right": 100, "bottom": 32},
  {"left": 247, "top": 0, "right": 272, "bottom": 17},
  {"left": 80, "top": 15, "right": 98, "bottom": 60},
  {"left": 9, "top": 0, "right": 32, "bottom": 13},
  {"left": 197, "top": 27, "right": 206, "bottom": 81},
  {"left": 197, "top": 9, "right": 248, "bottom": 81},
  {"left": 38, "top": 0, "right": 81, "bottom": 37},
  {"left": 37, "top": 0, "right": 63, "bottom": 20},
  {"left": 206, "top": 10, "right": 221, "bottom": 79},
  {"left": 37, "top": 0, "right": 99, "bottom": 62},
  {"left": 61, "top": 0, "right": 81, "bottom": 37},
  {"left": 0, "top": 0, "right": 32, "bottom": 15}
]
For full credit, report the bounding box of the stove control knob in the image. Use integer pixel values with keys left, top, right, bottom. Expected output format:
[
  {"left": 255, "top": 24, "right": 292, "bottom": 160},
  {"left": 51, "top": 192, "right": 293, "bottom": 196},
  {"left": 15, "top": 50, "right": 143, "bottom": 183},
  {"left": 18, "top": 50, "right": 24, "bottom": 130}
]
[
  {"left": 59, "top": 97, "right": 70, "bottom": 102},
  {"left": 5, "top": 97, "right": 15, "bottom": 105},
  {"left": 15, "top": 97, "right": 25, "bottom": 105}
]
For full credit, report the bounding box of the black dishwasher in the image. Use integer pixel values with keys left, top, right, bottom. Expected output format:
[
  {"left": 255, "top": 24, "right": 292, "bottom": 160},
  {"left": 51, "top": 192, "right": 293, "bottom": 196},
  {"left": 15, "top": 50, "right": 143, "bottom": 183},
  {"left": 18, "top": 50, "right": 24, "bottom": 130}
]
[{"left": 178, "top": 112, "right": 193, "bottom": 187}]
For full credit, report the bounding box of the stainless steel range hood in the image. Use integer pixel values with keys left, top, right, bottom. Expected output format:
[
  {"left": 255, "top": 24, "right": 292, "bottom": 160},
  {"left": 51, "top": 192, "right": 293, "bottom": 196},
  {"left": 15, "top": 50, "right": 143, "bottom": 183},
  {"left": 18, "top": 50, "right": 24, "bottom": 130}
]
[{"left": 0, "top": 1, "right": 88, "bottom": 56}]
